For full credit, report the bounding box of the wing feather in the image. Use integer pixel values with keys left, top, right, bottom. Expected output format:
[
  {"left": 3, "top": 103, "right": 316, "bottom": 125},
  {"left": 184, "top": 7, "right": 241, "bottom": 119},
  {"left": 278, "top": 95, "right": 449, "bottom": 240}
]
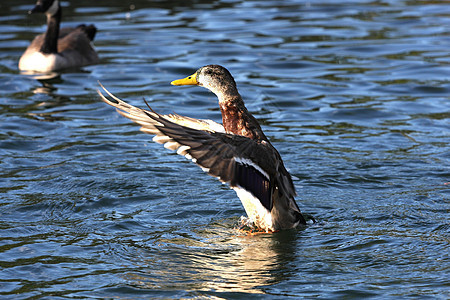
[{"left": 98, "top": 84, "right": 277, "bottom": 211}]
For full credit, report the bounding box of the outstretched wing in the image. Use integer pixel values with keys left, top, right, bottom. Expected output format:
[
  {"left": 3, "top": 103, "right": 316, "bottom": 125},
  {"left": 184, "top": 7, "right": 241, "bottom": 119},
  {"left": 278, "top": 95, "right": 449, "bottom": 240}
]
[
  {"left": 97, "top": 83, "right": 225, "bottom": 134},
  {"left": 98, "top": 85, "right": 276, "bottom": 211}
]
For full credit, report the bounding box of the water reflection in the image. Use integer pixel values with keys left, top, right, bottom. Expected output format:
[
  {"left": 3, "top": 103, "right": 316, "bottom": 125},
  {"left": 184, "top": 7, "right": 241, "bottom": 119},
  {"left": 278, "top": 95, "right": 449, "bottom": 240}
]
[
  {"left": 1, "top": 0, "right": 448, "bottom": 298},
  {"left": 31, "top": 75, "right": 61, "bottom": 94},
  {"left": 127, "top": 226, "right": 301, "bottom": 294},
  {"left": 20, "top": 71, "right": 61, "bottom": 82}
]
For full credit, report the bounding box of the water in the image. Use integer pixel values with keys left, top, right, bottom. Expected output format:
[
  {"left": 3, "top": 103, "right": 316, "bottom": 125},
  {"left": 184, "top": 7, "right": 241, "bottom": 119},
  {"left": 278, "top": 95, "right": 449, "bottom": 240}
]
[{"left": 1, "top": 0, "right": 449, "bottom": 298}]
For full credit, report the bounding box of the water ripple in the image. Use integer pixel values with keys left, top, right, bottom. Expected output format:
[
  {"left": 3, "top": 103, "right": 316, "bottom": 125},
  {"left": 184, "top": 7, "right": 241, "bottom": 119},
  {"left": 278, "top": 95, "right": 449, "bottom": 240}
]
[{"left": 0, "top": 0, "right": 449, "bottom": 298}]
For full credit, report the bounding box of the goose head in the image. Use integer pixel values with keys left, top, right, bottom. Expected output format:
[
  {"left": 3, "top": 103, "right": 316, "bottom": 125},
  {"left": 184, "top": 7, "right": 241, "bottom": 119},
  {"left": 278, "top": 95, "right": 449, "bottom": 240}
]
[{"left": 30, "top": 0, "right": 60, "bottom": 17}]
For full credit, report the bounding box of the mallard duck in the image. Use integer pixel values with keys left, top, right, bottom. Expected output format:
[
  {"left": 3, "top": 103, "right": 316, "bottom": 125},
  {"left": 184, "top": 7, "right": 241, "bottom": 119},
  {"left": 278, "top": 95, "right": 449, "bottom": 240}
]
[
  {"left": 19, "top": 0, "right": 99, "bottom": 72},
  {"left": 98, "top": 65, "right": 307, "bottom": 232}
]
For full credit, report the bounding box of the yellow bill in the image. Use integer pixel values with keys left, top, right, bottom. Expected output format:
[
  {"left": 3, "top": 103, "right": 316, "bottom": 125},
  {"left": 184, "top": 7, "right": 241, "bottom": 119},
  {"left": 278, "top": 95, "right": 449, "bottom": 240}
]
[{"left": 171, "top": 72, "right": 198, "bottom": 86}]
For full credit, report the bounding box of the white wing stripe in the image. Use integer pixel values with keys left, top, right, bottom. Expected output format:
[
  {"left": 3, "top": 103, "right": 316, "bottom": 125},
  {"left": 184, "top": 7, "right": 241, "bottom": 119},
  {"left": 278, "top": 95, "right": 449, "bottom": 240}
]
[{"left": 234, "top": 157, "right": 270, "bottom": 180}]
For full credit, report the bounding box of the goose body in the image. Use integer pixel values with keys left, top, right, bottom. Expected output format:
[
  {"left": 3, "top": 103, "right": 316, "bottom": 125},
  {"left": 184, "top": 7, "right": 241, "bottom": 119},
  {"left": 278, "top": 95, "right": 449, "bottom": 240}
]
[
  {"left": 98, "top": 65, "right": 307, "bottom": 232},
  {"left": 19, "top": 0, "right": 99, "bottom": 72}
]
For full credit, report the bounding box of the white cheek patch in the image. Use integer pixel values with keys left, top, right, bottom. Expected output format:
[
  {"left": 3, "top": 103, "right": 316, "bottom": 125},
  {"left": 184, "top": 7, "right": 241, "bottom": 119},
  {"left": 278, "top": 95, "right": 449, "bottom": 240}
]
[{"left": 46, "top": 0, "right": 60, "bottom": 16}]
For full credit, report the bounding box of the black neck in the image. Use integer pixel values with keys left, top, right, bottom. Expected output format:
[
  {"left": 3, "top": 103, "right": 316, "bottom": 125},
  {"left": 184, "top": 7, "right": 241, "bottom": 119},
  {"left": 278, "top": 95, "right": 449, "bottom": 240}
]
[{"left": 40, "top": 8, "right": 61, "bottom": 54}]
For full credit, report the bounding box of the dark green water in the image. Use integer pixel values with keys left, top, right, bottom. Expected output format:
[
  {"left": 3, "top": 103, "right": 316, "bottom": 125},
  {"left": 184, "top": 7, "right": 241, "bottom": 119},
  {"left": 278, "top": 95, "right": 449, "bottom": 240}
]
[{"left": 1, "top": 0, "right": 449, "bottom": 298}]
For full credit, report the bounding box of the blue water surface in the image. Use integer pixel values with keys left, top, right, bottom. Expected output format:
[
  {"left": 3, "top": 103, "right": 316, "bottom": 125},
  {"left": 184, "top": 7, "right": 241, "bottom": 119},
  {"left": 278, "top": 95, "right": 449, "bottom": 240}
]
[{"left": 0, "top": 0, "right": 449, "bottom": 298}]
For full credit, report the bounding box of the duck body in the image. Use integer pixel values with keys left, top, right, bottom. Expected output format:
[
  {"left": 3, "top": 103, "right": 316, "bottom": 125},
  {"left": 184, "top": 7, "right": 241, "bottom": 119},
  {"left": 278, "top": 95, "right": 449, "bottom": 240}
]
[
  {"left": 99, "top": 65, "right": 307, "bottom": 232},
  {"left": 19, "top": 0, "right": 99, "bottom": 72}
]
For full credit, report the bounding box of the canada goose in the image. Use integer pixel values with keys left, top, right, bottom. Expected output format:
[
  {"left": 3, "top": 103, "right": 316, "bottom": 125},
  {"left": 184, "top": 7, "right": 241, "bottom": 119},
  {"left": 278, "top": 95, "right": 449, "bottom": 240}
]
[
  {"left": 98, "top": 65, "right": 309, "bottom": 232},
  {"left": 18, "top": 0, "right": 99, "bottom": 72}
]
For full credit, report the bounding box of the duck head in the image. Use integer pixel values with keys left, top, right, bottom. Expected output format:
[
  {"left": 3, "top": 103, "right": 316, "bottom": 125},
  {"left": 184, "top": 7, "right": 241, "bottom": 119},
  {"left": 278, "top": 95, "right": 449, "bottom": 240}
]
[{"left": 171, "top": 65, "right": 239, "bottom": 100}]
